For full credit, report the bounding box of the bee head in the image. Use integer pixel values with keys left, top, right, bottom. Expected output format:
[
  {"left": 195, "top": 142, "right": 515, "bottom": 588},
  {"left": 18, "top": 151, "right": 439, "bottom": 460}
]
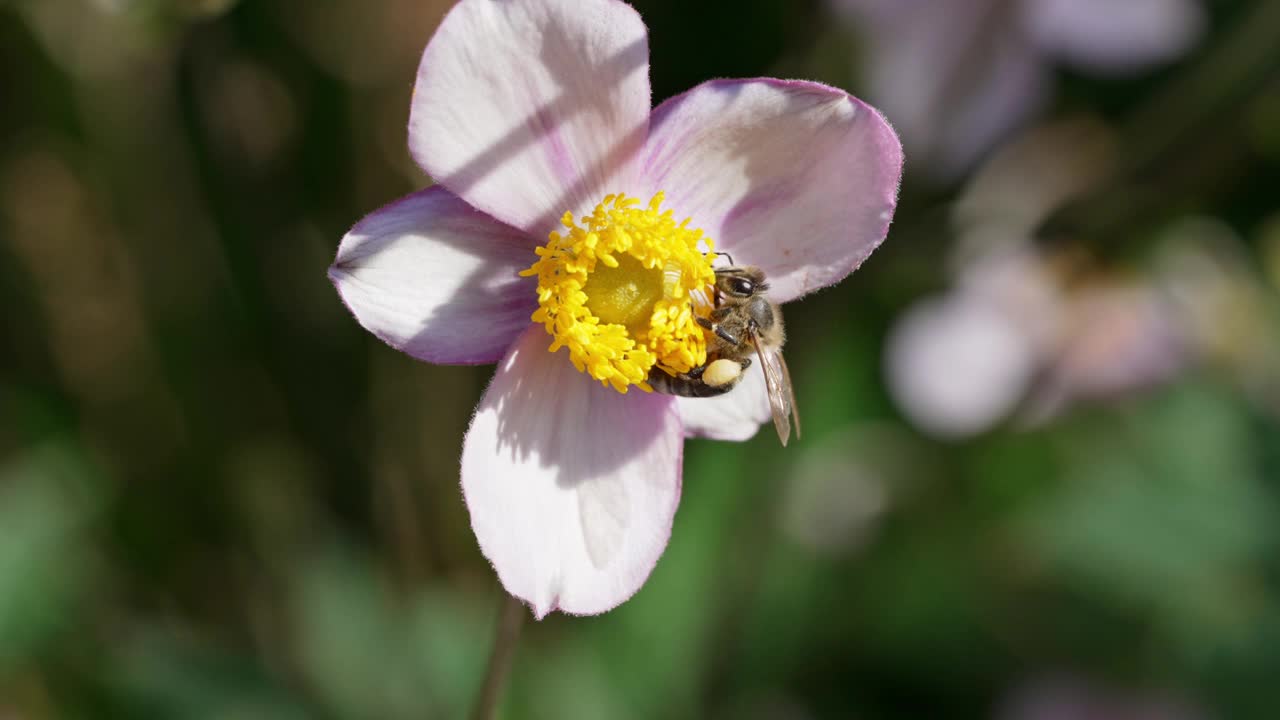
[{"left": 714, "top": 265, "right": 768, "bottom": 299}]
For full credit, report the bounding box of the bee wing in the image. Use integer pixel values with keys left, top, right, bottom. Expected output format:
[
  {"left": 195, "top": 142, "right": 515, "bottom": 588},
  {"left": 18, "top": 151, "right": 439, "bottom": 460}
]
[
  {"left": 779, "top": 349, "right": 800, "bottom": 441},
  {"left": 750, "top": 328, "right": 799, "bottom": 446}
]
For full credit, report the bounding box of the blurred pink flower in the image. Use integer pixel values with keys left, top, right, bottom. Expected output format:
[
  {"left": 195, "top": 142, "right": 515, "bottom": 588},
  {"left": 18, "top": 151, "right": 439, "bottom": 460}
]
[
  {"left": 329, "top": 0, "right": 902, "bottom": 617},
  {"left": 836, "top": 0, "right": 1205, "bottom": 178},
  {"left": 885, "top": 251, "right": 1191, "bottom": 438},
  {"left": 885, "top": 284, "right": 1041, "bottom": 438},
  {"left": 1024, "top": 283, "right": 1187, "bottom": 421},
  {"left": 885, "top": 118, "right": 1189, "bottom": 438}
]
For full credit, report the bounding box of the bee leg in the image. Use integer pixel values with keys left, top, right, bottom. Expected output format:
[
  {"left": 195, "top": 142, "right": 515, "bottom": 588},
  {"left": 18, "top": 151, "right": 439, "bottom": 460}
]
[
  {"left": 696, "top": 316, "right": 741, "bottom": 346},
  {"left": 738, "top": 357, "right": 752, "bottom": 369}
]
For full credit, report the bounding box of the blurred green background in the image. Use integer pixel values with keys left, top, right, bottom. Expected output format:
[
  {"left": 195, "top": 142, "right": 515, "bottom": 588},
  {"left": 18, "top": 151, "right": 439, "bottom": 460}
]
[{"left": 3, "top": 0, "right": 1280, "bottom": 718}]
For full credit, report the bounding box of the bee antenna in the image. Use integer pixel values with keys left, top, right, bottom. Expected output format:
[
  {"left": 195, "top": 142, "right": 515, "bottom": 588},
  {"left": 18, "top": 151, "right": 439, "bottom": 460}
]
[{"left": 716, "top": 251, "right": 735, "bottom": 265}]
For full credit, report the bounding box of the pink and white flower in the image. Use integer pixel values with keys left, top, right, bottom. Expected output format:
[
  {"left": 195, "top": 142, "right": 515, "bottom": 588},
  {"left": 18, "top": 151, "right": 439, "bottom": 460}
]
[{"left": 329, "top": 0, "right": 902, "bottom": 618}]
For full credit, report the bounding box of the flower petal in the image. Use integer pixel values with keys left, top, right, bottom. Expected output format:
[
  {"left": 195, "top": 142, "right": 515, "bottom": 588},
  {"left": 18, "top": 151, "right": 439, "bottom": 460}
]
[
  {"left": 461, "top": 326, "right": 683, "bottom": 618},
  {"left": 676, "top": 360, "right": 772, "bottom": 442},
  {"left": 640, "top": 78, "right": 903, "bottom": 303},
  {"left": 410, "top": 0, "right": 651, "bottom": 238},
  {"left": 329, "top": 186, "right": 536, "bottom": 365},
  {"left": 1024, "top": 0, "right": 1206, "bottom": 74}
]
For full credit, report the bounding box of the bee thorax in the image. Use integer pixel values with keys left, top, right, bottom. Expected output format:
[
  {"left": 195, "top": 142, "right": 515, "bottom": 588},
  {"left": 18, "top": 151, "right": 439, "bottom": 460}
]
[{"left": 747, "top": 295, "right": 775, "bottom": 332}]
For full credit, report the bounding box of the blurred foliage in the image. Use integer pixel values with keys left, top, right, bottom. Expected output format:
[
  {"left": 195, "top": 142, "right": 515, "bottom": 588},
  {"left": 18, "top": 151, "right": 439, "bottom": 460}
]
[{"left": 2, "top": 0, "right": 1280, "bottom": 718}]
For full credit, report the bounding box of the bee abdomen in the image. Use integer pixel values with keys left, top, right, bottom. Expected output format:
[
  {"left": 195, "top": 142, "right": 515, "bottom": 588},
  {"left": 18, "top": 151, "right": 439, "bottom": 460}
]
[{"left": 648, "top": 359, "right": 744, "bottom": 398}]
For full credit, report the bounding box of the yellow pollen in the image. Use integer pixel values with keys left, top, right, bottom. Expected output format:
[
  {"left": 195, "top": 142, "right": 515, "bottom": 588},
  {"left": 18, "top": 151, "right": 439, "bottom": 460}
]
[{"left": 520, "top": 192, "right": 718, "bottom": 393}]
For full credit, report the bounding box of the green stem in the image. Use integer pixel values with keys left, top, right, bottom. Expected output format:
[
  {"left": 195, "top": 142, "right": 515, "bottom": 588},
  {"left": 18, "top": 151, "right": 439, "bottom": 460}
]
[{"left": 470, "top": 593, "right": 526, "bottom": 720}]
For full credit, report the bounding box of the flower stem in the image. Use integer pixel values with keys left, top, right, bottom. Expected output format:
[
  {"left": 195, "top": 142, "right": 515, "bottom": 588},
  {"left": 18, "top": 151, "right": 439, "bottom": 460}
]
[{"left": 471, "top": 593, "right": 525, "bottom": 720}]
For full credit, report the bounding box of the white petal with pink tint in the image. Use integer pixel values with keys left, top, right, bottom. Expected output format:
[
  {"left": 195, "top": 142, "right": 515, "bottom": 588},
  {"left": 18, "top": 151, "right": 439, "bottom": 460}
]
[
  {"left": 410, "top": 0, "right": 651, "bottom": 238},
  {"left": 461, "top": 326, "right": 683, "bottom": 618},
  {"left": 329, "top": 186, "right": 536, "bottom": 365},
  {"left": 641, "top": 78, "right": 902, "bottom": 303},
  {"left": 677, "top": 361, "right": 772, "bottom": 441}
]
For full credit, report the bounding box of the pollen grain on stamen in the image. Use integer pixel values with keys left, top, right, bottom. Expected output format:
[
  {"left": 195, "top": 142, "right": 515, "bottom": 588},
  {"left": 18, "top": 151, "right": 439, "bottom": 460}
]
[{"left": 520, "top": 192, "right": 717, "bottom": 393}]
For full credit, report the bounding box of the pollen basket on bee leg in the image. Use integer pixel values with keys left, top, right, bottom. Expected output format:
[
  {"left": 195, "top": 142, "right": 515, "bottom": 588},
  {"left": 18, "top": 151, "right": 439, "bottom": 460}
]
[
  {"left": 521, "top": 192, "right": 720, "bottom": 393},
  {"left": 702, "top": 358, "right": 744, "bottom": 388}
]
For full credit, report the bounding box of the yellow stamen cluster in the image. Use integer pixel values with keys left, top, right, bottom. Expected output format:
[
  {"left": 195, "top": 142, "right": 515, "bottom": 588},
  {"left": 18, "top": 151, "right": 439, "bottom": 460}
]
[{"left": 521, "top": 192, "right": 717, "bottom": 393}]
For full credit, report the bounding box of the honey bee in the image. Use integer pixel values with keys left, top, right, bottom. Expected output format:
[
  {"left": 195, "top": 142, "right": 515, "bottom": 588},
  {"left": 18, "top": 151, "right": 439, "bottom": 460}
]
[{"left": 649, "top": 264, "right": 801, "bottom": 445}]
